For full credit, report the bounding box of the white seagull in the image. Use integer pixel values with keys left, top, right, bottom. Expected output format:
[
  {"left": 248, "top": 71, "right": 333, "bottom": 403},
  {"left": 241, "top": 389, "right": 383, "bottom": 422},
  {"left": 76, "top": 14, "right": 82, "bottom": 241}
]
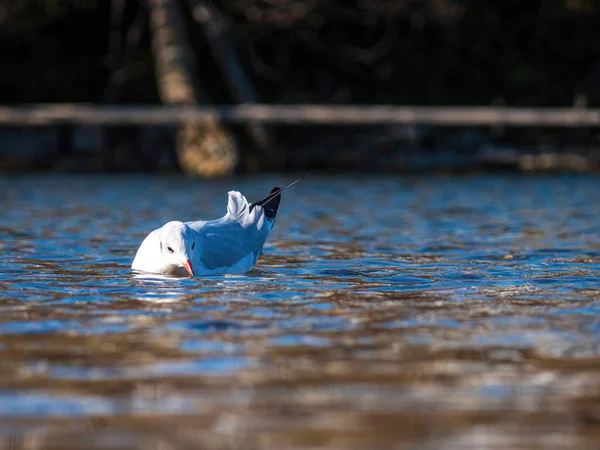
[{"left": 131, "top": 176, "right": 305, "bottom": 277}]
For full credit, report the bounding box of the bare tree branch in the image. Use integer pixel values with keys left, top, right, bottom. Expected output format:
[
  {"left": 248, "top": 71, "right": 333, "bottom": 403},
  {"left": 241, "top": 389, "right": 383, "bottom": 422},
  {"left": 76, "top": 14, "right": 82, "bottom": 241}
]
[
  {"left": 102, "top": 5, "right": 148, "bottom": 102},
  {"left": 184, "top": 0, "right": 276, "bottom": 162}
]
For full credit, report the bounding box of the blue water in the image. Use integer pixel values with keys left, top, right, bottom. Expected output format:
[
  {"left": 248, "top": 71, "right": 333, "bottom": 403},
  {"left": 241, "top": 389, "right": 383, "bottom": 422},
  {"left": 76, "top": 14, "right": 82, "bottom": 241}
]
[{"left": 0, "top": 173, "right": 599, "bottom": 448}]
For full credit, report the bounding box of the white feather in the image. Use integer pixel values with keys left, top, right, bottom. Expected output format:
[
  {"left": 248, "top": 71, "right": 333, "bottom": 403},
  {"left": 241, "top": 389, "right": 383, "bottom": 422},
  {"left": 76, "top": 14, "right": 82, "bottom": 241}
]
[{"left": 131, "top": 190, "right": 278, "bottom": 277}]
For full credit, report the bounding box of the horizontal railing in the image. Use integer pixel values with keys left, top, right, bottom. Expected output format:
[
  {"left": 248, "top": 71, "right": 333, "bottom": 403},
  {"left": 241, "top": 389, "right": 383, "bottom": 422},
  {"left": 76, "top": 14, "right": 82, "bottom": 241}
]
[{"left": 0, "top": 104, "right": 599, "bottom": 126}]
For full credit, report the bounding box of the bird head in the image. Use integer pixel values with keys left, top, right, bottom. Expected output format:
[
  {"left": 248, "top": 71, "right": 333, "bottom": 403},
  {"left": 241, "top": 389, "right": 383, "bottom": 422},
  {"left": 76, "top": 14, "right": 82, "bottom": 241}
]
[{"left": 158, "top": 221, "right": 196, "bottom": 276}]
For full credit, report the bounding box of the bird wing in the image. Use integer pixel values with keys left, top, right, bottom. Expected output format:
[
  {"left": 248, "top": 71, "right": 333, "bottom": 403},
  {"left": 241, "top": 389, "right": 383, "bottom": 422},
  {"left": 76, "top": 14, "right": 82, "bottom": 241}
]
[
  {"left": 197, "top": 224, "right": 263, "bottom": 271},
  {"left": 187, "top": 190, "right": 270, "bottom": 232},
  {"left": 187, "top": 191, "right": 273, "bottom": 271}
]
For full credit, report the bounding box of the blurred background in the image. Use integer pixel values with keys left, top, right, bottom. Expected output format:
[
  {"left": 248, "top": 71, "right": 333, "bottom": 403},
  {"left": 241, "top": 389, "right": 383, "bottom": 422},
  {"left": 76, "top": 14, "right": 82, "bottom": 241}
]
[
  {"left": 2, "top": 3, "right": 600, "bottom": 449},
  {"left": 2, "top": 0, "right": 600, "bottom": 175}
]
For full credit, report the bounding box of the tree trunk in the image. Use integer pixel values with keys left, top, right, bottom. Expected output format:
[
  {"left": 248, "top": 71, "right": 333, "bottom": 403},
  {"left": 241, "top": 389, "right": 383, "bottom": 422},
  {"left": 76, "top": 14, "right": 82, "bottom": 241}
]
[
  {"left": 148, "top": 0, "right": 238, "bottom": 177},
  {"left": 188, "top": 1, "right": 277, "bottom": 169}
]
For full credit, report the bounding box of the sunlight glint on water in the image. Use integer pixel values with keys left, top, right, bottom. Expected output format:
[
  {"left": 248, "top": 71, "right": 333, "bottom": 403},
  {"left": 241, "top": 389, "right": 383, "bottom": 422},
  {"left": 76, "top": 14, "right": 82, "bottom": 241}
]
[{"left": 0, "top": 174, "right": 599, "bottom": 449}]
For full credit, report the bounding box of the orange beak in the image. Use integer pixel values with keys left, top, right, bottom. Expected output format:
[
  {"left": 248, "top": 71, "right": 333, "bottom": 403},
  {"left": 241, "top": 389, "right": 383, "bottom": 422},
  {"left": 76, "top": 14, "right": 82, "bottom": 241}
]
[{"left": 183, "top": 259, "right": 194, "bottom": 277}]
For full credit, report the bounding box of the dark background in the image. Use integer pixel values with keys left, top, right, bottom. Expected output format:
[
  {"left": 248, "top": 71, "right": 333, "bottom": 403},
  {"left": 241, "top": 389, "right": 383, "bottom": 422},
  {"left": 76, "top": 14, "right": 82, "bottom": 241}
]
[
  {"left": 3, "top": 0, "right": 600, "bottom": 106},
  {"left": 2, "top": 0, "right": 600, "bottom": 174}
]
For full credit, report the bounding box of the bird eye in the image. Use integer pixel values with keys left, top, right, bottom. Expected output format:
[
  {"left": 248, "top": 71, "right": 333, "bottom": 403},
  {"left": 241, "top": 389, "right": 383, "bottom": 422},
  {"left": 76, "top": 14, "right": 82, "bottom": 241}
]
[
  {"left": 167, "top": 246, "right": 174, "bottom": 253},
  {"left": 191, "top": 241, "right": 195, "bottom": 250}
]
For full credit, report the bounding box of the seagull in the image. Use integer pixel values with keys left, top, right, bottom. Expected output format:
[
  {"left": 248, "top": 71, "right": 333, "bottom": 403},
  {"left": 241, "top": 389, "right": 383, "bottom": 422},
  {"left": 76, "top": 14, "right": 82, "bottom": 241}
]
[{"left": 131, "top": 175, "right": 306, "bottom": 277}]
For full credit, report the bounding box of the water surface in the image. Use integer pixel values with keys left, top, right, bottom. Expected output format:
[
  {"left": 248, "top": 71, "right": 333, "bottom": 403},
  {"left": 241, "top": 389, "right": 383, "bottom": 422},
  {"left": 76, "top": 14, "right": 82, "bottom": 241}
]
[{"left": 1, "top": 174, "right": 599, "bottom": 449}]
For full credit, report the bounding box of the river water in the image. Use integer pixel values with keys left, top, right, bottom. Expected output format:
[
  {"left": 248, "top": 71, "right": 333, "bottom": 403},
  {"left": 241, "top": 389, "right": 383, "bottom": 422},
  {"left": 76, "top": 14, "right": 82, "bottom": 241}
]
[{"left": 0, "top": 173, "right": 599, "bottom": 449}]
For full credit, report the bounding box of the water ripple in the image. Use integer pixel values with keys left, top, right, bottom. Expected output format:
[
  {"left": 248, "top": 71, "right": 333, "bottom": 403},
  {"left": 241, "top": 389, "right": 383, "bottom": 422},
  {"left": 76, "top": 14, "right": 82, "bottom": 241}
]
[{"left": 1, "top": 174, "right": 599, "bottom": 448}]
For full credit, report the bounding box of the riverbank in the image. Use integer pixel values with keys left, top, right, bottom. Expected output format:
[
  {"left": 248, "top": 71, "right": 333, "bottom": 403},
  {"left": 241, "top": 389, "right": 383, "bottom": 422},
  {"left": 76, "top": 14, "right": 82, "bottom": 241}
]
[{"left": 1, "top": 124, "right": 599, "bottom": 174}]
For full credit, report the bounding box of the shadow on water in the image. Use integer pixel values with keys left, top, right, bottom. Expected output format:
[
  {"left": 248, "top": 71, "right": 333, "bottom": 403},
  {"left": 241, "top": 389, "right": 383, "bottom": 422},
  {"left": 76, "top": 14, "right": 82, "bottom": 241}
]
[{"left": 0, "top": 173, "right": 599, "bottom": 449}]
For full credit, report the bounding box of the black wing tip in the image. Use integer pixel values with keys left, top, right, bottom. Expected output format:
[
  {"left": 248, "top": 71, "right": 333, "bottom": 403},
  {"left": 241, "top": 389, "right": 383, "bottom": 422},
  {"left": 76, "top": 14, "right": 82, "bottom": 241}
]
[
  {"left": 263, "top": 186, "right": 282, "bottom": 221},
  {"left": 248, "top": 186, "right": 282, "bottom": 220}
]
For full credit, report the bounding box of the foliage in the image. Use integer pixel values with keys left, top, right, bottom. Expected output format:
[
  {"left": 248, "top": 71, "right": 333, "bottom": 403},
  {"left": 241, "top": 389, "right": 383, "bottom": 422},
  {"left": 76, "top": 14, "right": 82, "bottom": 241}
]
[
  {"left": 0, "top": 0, "right": 98, "bottom": 34},
  {"left": 2, "top": 0, "right": 600, "bottom": 106}
]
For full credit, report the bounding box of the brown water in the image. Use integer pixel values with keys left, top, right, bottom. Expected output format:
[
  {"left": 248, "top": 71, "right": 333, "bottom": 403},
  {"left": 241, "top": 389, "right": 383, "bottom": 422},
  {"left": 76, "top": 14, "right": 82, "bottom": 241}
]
[{"left": 1, "top": 173, "right": 599, "bottom": 449}]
